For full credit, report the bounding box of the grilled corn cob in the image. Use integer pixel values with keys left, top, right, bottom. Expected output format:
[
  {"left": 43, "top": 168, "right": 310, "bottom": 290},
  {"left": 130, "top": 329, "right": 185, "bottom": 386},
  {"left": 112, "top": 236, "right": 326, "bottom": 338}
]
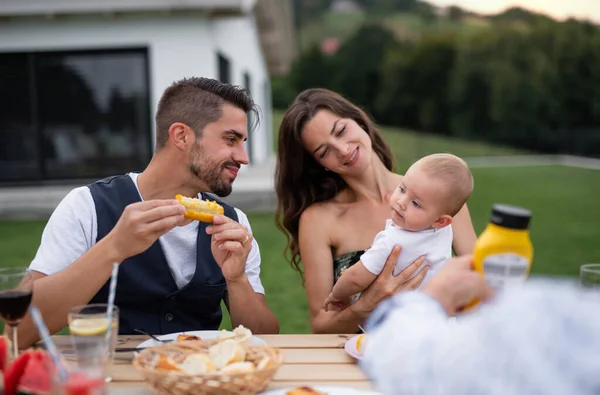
[{"left": 175, "top": 194, "right": 224, "bottom": 223}]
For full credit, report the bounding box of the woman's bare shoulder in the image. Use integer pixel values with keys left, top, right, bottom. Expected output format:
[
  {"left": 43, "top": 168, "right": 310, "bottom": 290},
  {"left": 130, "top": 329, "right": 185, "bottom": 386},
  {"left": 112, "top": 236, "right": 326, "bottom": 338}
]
[{"left": 300, "top": 200, "right": 336, "bottom": 224}]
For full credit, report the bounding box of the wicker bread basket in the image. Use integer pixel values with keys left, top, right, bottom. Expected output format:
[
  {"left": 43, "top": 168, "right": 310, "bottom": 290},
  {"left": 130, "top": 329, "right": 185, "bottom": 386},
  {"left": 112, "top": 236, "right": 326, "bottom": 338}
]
[{"left": 133, "top": 340, "right": 283, "bottom": 395}]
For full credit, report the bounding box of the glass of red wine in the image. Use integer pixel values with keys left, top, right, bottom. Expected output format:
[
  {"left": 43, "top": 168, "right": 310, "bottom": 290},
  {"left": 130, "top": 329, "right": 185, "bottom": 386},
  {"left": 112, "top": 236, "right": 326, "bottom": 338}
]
[{"left": 0, "top": 268, "right": 34, "bottom": 359}]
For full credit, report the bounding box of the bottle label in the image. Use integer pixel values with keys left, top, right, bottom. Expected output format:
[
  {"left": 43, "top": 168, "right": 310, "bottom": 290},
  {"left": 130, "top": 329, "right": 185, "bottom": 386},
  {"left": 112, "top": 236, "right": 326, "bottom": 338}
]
[{"left": 483, "top": 253, "right": 529, "bottom": 290}]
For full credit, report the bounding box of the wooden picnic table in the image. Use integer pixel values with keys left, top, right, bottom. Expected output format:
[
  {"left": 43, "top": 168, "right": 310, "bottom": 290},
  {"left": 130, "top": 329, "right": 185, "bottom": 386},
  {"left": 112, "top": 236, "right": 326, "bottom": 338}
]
[{"left": 53, "top": 334, "right": 378, "bottom": 394}]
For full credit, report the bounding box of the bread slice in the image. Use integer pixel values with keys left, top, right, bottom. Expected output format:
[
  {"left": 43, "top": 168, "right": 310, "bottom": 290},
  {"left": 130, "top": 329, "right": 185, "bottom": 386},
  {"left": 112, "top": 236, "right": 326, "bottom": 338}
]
[
  {"left": 178, "top": 353, "right": 217, "bottom": 374},
  {"left": 216, "top": 329, "right": 236, "bottom": 341},
  {"left": 220, "top": 361, "right": 256, "bottom": 375},
  {"left": 217, "top": 325, "right": 253, "bottom": 345},
  {"left": 208, "top": 339, "right": 246, "bottom": 369},
  {"left": 232, "top": 325, "right": 252, "bottom": 345},
  {"left": 255, "top": 356, "right": 275, "bottom": 371}
]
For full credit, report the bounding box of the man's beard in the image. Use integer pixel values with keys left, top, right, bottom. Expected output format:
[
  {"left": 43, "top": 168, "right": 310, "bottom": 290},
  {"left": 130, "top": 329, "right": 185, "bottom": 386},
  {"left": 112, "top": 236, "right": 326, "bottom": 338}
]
[{"left": 189, "top": 144, "right": 237, "bottom": 197}]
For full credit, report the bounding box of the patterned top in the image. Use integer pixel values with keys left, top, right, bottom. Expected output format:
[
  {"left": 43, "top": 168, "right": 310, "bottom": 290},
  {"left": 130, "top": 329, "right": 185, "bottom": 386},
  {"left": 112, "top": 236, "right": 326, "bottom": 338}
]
[
  {"left": 359, "top": 278, "right": 600, "bottom": 395},
  {"left": 333, "top": 250, "right": 364, "bottom": 284}
]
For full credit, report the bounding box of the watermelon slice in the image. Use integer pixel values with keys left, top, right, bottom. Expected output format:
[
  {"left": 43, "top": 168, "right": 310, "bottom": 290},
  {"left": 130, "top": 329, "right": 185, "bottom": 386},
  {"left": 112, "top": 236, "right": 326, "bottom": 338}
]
[
  {"left": 62, "top": 370, "right": 106, "bottom": 395},
  {"left": 4, "top": 350, "right": 32, "bottom": 395},
  {"left": 0, "top": 336, "right": 9, "bottom": 372},
  {"left": 16, "top": 349, "right": 52, "bottom": 395}
]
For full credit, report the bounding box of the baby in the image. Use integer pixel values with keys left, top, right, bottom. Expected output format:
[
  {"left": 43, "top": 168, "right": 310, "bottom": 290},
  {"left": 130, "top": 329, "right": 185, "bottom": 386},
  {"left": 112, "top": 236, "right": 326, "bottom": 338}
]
[{"left": 324, "top": 153, "right": 474, "bottom": 312}]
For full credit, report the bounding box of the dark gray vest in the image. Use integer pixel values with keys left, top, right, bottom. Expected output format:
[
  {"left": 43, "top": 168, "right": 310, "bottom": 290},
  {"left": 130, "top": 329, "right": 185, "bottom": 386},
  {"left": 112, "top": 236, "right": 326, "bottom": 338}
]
[{"left": 88, "top": 175, "right": 237, "bottom": 335}]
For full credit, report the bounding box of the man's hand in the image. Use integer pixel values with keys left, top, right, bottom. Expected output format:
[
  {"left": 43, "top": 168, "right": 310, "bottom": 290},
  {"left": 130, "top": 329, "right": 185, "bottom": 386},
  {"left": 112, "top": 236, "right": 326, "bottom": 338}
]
[
  {"left": 422, "top": 255, "right": 494, "bottom": 316},
  {"left": 106, "top": 199, "right": 186, "bottom": 262},
  {"left": 207, "top": 215, "right": 253, "bottom": 281}
]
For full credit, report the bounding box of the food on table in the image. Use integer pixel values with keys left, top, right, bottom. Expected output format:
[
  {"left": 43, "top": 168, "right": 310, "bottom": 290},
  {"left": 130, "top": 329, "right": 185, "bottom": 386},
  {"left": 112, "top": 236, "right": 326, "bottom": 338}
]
[
  {"left": 356, "top": 333, "right": 366, "bottom": 353},
  {"left": 256, "top": 355, "right": 275, "bottom": 370},
  {"left": 150, "top": 326, "right": 276, "bottom": 376},
  {"left": 178, "top": 353, "right": 216, "bottom": 374},
  {"left": 63, "top": 371, "right": 106, "bottom": 395},
  {"left": 2, "top": 346, "right": 53, "bottom": 395},
  {"left": 216, "top": 325, "right": 253, "bottom": 345},
  {"left": 15, "top": 350, "right": 52, "bottom": 395},
  {"left": 219, "top": 361, "right": 255, "bottom": 375},
  {"left": 286, "top": 386, "right": 327, "bottom": 395},
  {"left": 175, "top": 194, "right": 224, "bottom": 223},
  {"left": 176, "top": 334, "right": 202, "bottom": 342},
  {"left": 155, "top": 356, "right": 181, "bottom": 371},
  {"left": 209, "top": 339, "right": 246, "bottom": 369},
  {"left": 0, "top": 336, "right": 8, "bottom": 371}
]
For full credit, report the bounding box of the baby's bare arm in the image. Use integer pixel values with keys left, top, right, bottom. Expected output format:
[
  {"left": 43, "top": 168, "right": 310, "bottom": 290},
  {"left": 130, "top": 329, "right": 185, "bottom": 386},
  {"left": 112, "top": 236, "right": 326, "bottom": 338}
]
[{"left": 331, "top": 261, "right": 378, "bottom": 300}]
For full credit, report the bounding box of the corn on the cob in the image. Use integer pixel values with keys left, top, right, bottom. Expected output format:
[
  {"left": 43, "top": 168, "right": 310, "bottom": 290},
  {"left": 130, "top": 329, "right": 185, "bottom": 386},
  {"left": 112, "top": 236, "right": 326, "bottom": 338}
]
[{"left": 175, "top": 194, "right": 224, "bottom": 223}]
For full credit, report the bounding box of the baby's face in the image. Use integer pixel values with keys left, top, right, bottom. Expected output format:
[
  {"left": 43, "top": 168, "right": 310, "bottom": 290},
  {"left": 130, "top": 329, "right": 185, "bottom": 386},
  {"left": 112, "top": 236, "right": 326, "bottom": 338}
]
[{"left": 388, "top": 164, "right": 449, "bottom": 232}]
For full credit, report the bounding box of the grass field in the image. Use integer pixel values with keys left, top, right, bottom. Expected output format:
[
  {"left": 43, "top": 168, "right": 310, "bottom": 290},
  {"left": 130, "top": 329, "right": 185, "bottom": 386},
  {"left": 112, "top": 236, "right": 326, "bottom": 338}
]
[{"left": 1, "top": 115, "right": 599, "bottom": 334}]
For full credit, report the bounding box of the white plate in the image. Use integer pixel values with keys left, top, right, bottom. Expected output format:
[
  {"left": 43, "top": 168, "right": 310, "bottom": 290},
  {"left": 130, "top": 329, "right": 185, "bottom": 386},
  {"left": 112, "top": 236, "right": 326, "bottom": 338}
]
[
  {"left": 344, "top": 334, "right": 364, "bottom": 360},
  {"left": 137, "top": 330, "right": 267, "bottom": 349},
  {"left": 260, "top": 386, "right": 382, "bottom": 395}
]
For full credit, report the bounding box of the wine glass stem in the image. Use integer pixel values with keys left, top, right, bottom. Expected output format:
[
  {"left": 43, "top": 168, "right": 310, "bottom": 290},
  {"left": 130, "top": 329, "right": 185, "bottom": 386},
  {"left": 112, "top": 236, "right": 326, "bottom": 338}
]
[{"left": 6, "top": 324, "right": 18, "bottom": 360}]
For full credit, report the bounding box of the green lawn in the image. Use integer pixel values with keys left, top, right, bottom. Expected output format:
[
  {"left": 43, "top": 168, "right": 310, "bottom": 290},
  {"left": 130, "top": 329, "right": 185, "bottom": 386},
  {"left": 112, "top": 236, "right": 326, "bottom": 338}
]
[{"left": 2, "top": 115, "right": 599, "bottom": 335}]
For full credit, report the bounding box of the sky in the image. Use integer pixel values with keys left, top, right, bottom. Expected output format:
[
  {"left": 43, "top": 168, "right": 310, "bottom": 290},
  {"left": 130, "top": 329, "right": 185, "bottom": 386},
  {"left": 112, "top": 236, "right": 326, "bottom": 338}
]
[{"left": 427, "top": 0, "right": 600, "bottom": 24}]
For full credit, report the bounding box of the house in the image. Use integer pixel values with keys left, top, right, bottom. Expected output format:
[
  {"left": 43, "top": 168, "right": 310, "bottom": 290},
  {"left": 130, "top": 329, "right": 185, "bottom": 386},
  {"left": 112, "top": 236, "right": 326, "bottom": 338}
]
[{"left": 0, "top": 0, "right": 297, "bottom": 216}]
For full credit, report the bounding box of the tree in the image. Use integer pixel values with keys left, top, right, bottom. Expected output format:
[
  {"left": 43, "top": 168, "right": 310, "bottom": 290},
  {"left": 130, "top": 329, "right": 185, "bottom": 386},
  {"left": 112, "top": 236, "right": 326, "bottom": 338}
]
[
  {"left": 329, "top": 23, "right": 397, "bottom": 115},
  {"left": 447, "top": 6, "right": 464, "bottom": 22},
  {"left": 378, "top": 33, "right": 457, "bottom": 135},
  {"left": 289, "top": 45, "right": 336, "bottom": 93}
]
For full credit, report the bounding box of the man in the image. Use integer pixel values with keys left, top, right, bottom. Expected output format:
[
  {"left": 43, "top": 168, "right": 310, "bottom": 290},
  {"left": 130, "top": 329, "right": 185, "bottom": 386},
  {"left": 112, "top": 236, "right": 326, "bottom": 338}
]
[
  {"left": 360, "top": 254, "right": 600, "bottom": 395},
  {"left": 19, "top": 77, "right": 279, "bottom": 347}
]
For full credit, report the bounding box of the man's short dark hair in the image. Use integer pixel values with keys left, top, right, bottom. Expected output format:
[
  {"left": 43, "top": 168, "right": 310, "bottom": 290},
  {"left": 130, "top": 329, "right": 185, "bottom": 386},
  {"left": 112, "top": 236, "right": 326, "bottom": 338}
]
[{"left": 155, "top": 77, "right": 258, "bottom": 149}]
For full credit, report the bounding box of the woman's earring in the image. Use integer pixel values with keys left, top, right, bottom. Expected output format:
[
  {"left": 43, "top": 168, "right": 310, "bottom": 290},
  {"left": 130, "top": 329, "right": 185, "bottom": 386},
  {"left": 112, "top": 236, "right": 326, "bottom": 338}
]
[{"left": 324, "top": 167, "right": 330, "bottom": 171}]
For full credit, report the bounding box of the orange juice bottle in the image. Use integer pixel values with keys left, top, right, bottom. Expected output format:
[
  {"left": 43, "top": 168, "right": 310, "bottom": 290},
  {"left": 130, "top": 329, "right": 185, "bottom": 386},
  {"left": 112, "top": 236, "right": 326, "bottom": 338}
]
[{"left": 467, "top": 204, "right": 533, "bottom": 308}]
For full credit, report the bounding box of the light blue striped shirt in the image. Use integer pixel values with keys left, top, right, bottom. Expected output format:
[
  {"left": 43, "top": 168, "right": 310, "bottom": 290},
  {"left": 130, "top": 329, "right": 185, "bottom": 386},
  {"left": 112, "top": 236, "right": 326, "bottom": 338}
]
[{"left": 360, "top": 279, "right": 600, "bottom": 395}]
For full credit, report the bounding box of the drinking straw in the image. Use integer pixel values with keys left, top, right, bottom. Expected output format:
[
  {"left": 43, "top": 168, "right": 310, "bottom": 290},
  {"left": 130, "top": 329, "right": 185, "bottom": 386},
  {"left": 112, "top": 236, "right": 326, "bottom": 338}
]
[
  {"left": 30, "top": 306, "right": 69, "bottom": 382},
  {"left": 105, "top": 263, "right": 119, "bottom": 350}
]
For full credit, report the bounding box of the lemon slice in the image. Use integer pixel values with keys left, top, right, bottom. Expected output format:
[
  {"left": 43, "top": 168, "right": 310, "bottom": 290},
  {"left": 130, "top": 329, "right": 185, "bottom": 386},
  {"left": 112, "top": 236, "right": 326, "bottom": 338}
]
[
  {"left": 356, "top": 334, "right": 366, "bottom": 353},
  {"left": 69, "top": 318, "right": 109, "bottom": 336}
]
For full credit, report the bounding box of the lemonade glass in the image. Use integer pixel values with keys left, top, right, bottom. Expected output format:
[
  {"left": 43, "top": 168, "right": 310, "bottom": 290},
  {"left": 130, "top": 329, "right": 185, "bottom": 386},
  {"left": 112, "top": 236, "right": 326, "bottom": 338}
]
[{"left": 68, "top": 304, "right": 119, "bottom": 382}]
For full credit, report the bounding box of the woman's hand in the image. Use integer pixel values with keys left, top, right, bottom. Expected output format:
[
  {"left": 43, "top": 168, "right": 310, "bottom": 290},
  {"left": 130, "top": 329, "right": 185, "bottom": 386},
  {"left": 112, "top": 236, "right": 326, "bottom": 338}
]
[{"left": 353, "top": 245, "right": 428, "bottom": 317}]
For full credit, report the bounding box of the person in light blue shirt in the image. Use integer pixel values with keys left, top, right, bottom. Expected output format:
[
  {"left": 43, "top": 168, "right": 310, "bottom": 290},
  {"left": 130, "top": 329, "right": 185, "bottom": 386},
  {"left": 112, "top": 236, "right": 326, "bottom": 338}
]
[{"left": 360, "top": 255, "right": 600, "bottom": 395}]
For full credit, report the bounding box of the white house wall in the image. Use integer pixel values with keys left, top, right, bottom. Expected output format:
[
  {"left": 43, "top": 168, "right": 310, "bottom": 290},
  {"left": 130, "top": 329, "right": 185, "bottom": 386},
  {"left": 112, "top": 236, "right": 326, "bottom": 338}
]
[
  {"left": 0, "top": 13, "right": 271, "bottom": 165},
  {"left": 213, "top": 15, "right": 271, "bottom": 165}
]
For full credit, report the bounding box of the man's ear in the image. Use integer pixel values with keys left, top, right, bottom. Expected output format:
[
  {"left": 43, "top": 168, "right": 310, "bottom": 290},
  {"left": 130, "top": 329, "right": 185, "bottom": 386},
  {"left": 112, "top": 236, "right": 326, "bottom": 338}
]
[
  {"left": 168, "top": 122, "right": 194, "bottom": 150},
  {"left": 432, "top": 214, "right": 452, "bottom": 229}
]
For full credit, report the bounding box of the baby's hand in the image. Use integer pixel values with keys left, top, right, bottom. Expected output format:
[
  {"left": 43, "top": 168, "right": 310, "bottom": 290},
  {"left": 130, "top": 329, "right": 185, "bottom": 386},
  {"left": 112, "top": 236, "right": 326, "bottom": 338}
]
[{"left": 323, "top": 293, "right": 351, "bottom": 312}]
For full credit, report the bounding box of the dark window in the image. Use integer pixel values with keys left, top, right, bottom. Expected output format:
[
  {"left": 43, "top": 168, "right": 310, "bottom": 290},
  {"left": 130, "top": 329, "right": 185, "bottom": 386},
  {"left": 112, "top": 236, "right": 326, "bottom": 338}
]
[
  {"left": 0, "top": 48, "right": 151, "bottom": 183},
  {"left": 243, "top": 71, "right": 253, "bottom": 164},
  {"left": 0, "top": 54, "right": 39, "bottom": 182},
  {"left": 217, "top": 52, "right": 231, "bottom": 84}
]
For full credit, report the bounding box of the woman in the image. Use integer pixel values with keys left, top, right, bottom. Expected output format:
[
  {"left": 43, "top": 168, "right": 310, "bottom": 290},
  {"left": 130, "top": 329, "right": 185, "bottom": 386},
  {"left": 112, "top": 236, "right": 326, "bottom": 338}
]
[{"left": 275, "top": 88, "right": 477, "bottom": 334}]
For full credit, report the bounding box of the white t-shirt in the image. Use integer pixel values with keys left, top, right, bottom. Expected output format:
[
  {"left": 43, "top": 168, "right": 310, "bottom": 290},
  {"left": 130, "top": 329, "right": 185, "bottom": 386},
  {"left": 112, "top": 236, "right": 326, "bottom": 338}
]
[
  {"left": 29, "top": 173, "right": 265, "bottom": 294},
  {"left": 360, "top": 219, "right": 453, "bottom": 286}
]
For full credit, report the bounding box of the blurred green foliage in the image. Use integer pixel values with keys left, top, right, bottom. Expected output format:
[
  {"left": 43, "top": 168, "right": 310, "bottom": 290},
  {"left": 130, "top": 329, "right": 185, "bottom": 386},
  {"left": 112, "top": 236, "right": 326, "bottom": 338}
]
[{"left": 278, "top": 2, "right": 600, "bottom": 156}]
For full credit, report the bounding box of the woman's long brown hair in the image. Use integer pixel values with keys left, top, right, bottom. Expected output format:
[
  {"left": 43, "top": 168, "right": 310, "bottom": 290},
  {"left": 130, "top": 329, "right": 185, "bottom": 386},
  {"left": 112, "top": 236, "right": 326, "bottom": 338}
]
[{"left": 275, "top": 88, "right": 395, "bottom": 281}]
